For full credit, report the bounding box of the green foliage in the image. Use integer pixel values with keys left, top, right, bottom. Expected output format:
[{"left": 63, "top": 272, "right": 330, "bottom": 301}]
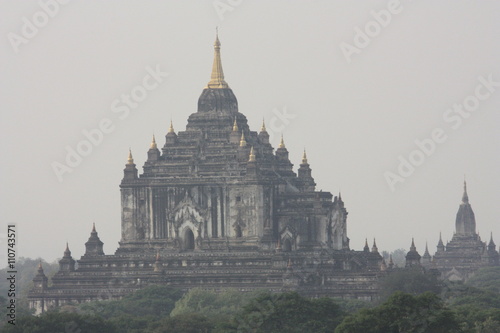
[
  {"left": 233, "top": 291, "right": 346, "bottom": 333},
  {"left": 78, "top": 285, "right": 183, "bottom": 319},
  {"left": 451, "top": 304, "right": 500, "bottom": 333},
  {"left": 150, "top": 313, "right": 214, "bottom": 333},
  {"left": 382, "top": 248, "right": 407, "bottom": 268},
  {"left": 442, "top": 280, "right": 500, "bottom": 332},
  {"left": 467, "top": 267, "right": 500, "bottom": 292},
  {"left": 379, "top": 267, "right": 442, "bottom": 299},
  {"left": 334, "top": 297, "right": 372, "bottom": 313},
  {"left": 5, "top": 257, "right": 500, "bottom": 333},
  {"left": 170, "top": 288, "right": 260, "bottom": 322},
  {"left": 2, "top": 312, "right": 117, "bottom": 333},
  {"left": 335, "top": 291, "right": 460, "bottom": 333},
  {"left": 0, "top": 257, "right": 54, "bottom": 321},
  {"left": 76, "top": 285, "right": 183, "bottom": 332},
  {"left": 0, "top": 257, "right": 59, "bottom": 296}
]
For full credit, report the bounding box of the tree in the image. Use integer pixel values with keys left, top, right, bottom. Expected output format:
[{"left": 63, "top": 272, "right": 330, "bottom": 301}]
[
  {"left": 171, "top": 288, "right": 259, "bottom": 323},
  {"left": 78, "top": 285, "right": 183, "bottom": 319},
  {"left": 442, "top": 281, "right": 500, "bottom": 333},
  {"left": 382, "top": 248, "right": 407, "bottom": 268},
  {"left": 379, "top": 267, "right": 442, "bottom": 300},
  {"left": 151, "top": 313, "right": 214, "bottom": 333},
  {"left": 2, "top": 312, "right": 117, "bottom": 333},
  {"left": 335, "top": 291, "right": 460, "bottom": 333},
  {"left": 233, "top": 291, "right": 345, "bottom": 333},
  {"left": 466, "top": 267, "right": 500, "bottom": 292}
]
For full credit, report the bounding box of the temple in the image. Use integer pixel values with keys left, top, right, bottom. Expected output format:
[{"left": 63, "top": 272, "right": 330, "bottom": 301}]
[
  {"left": 28, "top": 34, "right": 384, "bottom": 314},
  {"left": 405, "top": 182, "right": 499, "bottom": 280},
  {"left": 431, "top": 181, "right": 499, "bottom": 280}
]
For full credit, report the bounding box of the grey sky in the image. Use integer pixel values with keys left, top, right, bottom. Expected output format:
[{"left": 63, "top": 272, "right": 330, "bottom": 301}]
[{"left": 1, "top": 0, "right": 499, "bottom": 262}]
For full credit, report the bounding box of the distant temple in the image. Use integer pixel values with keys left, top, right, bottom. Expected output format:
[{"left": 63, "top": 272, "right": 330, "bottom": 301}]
[
  {"left": 28, "top": 34, "right": 384, "bottom": 314},
  {"left": 405, "top": 182, "right": 499, "bottom": 280}
]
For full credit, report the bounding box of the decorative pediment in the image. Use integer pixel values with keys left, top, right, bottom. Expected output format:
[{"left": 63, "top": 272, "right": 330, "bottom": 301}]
[
  {"left": 171, "top": 191, "right": 208, "bottom": 228},
  {"left": 445, "top": 267, "right": 464, "bottom": 281},
  {"left": 280, "top": 225, "right": 297, "bottom": 240}
]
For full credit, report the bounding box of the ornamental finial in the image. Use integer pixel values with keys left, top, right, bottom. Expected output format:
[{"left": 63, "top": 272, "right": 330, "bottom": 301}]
[
  {"left": 239, "top": 132, "right": 247, "bottom": 147},
  {"left": 150, "top": 134, "right": 157, "bottom": 149},
  {"left": 249, "top": 146, "right": 256, "bottom": 162},
  {"left": 278, "top": 134, "right": 285, "bottom": 149},
  {"left": 127, "top": 149, "right": 134, "bottom": 164},
  {"left": 206, "top": 30, "right": 229, "bottom": 89}
]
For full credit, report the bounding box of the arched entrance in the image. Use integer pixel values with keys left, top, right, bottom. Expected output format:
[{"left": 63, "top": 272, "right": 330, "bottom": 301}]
[
  {"left": 283, "top": 239, "right": 292, "bottom": 252},
  {"left": 183, "top": 228, "right": 195, "bottom": 251},
  {"left": 235, "top": 225, "right": 242, "bottom": 238}
]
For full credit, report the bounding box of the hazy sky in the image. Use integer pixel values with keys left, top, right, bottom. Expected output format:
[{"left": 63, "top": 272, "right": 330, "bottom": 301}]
[{"left": 1, "top": 1, "right": 499, "bottom": 263}]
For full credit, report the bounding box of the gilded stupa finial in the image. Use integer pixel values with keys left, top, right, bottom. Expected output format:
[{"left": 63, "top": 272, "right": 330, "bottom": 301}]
[
  {"left": 249, "top": 146, "right": 256, "bottom": 162},
  {"left": 232, "top": 117, "right": 239, "bottom": 132},
  {"left": 168, "top": 119, "right": 175, "bottom": 134},
  {"left": 150, "top": 134, "right": 157, "bottom": 149},
  {"left": 261, "top": 118, "right": 267, "bottom": 132},
  {"left": 127, "top": 149, "right": 134, "bottom": 165},
  {"left": 239, "top": 132, "right": 247, "bottom": 147},
  {"left": 302, "top": 149, "right": 308, "bottom": 164},
  {"left": 206, "top": 29, "right": 229, "bottom": 89},
  {"left": 278, "top": 134, "right": 285, "bottom": 149}
]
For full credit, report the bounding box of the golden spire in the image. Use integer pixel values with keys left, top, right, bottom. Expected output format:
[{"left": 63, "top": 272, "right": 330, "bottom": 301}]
[
  {"left": 232, "top": 117, "right": 239, "bottom": 132},
  {"left": 168, "top": 119, "right": 175, "bottom": 134},
  {"left": 239, "top": 132, "right": 247, "bottom": 147},
  {"left": 278, "top": 134, "right": 285, "bottom": 149},
  {"left": 249, "top": 146, "right": 256, "bottom": 162},
  {"left": 150, "top": 134, "right": 157, "bottom": 149},
  {"left": 302, "top": 149, "right": 308, "bottom": 164},
  {"left": 206, "top": 30, "right": 229, "bottom": 89},
  {"left": 127, "top": 149, "right": 134, "bottom": 165},
  {"left": 261, "top": 118, "right": 267, "bottom": 132}
]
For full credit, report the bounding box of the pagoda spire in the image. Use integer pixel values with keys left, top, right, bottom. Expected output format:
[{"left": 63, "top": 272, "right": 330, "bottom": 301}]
[
  {"left": 410, "top": 238, "right": 416, "bottom": 251},
  {"left": 249, "top": 146, "right": 256, "bottom": 162},
  {"left": 85, "top": 224, "right": 104, "bottom": 256},
  {"left": 168, "top": 119, "right": 175, "bottom": 134},
  {"left": 150, "top": 134, "right": 157, "bottom": 149},
  {"left": 258, "top": 118, "right": 270, "bottom": 144},
  {"left": 232, "top": 117, "right": 239, "bottom": 132},
  {"left": 239, "top": 132, "right": 247, "bottom": 147},
  {"left": 64, "top": 242, "right": 71, "bottom": 257},
  {"left": 437, "top": 232, "right": 444, "bottom": 247},
  {"left": 489, "top": 232, "right": 496, "bottom": 248},
  {"left": 302, "top": 149, "right": 308, "bottom": 164},
  {"left": 206, "top": 29, "right": 229, "bottom": 89},
  {"left": 406, "top": 238, "right": 421, "bottom": 267},
  {"left": 127, "top": 149, "right": 134, "bottom": 165},
  {"left": 424, "top": 242, "right": 430, "bottom": 256},
  {"left": 456, "top": 181, "right": 476, "bottom": 236},
  {"left": 278, "top": 134, "right": 285, "bottom": 149},
  {"left": 230, "top": 118, "right": 241, "bottom": 144},
  {"left": 462, "top": 180, "right": 469, "bottom": 203}
]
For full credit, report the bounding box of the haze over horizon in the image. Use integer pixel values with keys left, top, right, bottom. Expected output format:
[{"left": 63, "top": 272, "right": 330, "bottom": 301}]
[{"left": 1, "top": 1, "right": 499, "bottom": 263}]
